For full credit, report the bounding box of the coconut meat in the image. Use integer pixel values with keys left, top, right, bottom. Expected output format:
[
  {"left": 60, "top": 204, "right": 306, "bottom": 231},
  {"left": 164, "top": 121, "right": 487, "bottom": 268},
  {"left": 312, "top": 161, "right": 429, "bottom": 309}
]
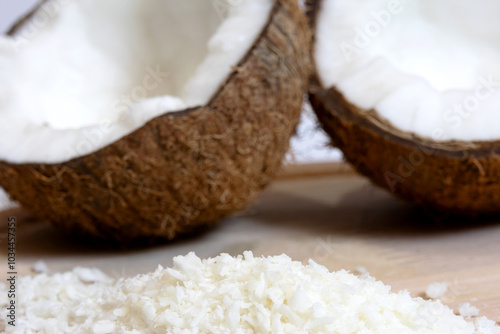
[
  {"left": 315, "top": 0, "right": 500, "bottom": 142},
  {"left": 0, "top": 0, "right": 272, "bottom": 163}
]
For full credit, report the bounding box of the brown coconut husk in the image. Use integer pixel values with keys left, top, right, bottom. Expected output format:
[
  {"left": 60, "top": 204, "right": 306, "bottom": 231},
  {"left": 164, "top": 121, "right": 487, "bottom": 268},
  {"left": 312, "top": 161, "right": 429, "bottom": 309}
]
[
  {"left": 307, "top": 0, "right": 500, "bottom": 216},
  {"left": 0, "top": 0, "right": 311, "bottom": 242}
]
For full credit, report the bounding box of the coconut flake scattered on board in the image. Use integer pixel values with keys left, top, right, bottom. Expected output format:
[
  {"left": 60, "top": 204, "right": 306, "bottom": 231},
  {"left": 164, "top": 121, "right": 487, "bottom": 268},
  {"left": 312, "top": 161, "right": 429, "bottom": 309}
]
[
  {"left": 1, "top": 252, "right": 499, "bottom": 333},
  {"left": 31, "top": 260, "right": 49, "bottom": 274},
  {"left": 426, "top": 282, "right": 448, "bottom": 299},
  {"left": 73, "top": 267, "right": 114, "bottom": 284},
  {"left": 459, "top": 302, "right": 481, "bottom": 318},
  {"left": 354, "top": 265, "right": 368, "bottom": 275}
]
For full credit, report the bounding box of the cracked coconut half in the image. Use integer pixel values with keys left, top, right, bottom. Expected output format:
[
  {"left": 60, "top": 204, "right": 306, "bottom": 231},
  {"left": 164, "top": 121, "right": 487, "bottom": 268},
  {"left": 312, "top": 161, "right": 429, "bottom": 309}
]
[
  {"left": 0, "top": 0, "right": 310, "bottom": 241},
  {"left": 308, "top": 0, "right": 500, "bottom": 215}
]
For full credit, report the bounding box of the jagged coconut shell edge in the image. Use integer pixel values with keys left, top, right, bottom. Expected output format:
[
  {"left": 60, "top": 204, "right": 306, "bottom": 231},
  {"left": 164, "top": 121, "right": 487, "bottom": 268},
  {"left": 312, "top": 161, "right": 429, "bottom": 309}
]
[
  {"left": 0, "top": 0, "right": 311, "bottom": 240},
  {"left": 307, "top": 0, "right": 500, "bottom": 216}
]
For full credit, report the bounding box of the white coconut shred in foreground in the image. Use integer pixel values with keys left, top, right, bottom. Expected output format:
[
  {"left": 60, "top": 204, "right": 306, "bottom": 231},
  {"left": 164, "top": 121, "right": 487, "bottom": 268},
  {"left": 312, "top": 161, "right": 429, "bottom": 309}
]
[
  {"left": 315, "top": 0, "right": 500, "bottom": 141},
  {"left": 1, "top": 252, "right": 499, "bottom": 333},
  {"left": 0, "top": 0, "right": 272, "bottom": 163}
]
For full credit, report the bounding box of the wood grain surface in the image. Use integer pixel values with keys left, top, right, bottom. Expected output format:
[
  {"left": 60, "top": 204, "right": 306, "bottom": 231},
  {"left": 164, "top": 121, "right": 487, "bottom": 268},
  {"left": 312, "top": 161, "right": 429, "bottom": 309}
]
[{"left": 1, "top": 169, "right": 499, "bottom": 323}]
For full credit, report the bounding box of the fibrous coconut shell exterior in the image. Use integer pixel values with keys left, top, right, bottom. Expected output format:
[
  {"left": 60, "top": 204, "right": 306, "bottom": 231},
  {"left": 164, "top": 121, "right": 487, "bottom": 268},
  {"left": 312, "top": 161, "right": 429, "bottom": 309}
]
[
  {"left": 307, "top": 0, "right": 500, "bottom": 216},
  {"left": 0, "top": 0, "right": 311, "bottom": 242}
]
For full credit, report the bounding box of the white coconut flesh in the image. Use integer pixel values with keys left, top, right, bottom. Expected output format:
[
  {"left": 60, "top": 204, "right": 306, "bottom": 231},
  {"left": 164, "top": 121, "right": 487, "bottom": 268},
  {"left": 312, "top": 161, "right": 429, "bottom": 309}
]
[
  {"left": 315, "top": 0, "right": 500, "bottom": 143},
  {"left": 0, "top": 0, "right": 273, "bottom": 164}
]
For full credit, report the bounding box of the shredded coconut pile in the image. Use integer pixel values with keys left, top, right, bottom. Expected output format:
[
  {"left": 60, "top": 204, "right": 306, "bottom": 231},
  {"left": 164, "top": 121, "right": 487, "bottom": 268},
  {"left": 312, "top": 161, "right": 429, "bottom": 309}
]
[{"left": 1, "top": 252, "right": 499, "bottom": 333}]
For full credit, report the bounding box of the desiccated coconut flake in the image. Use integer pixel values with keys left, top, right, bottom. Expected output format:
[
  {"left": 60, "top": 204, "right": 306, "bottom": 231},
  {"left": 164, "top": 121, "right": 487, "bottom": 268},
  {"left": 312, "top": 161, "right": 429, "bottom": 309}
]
[
  {"left": 73, "top": 267, "right": 114, "bottom": 284},
  {"left": 32, "top": 260, "right": 49, "bottom": 273},
  {"left": 426, "top": 282, "right": 448, "bottom": 299},
  {"left": 354, "top": 266, "right": 368, "bottom": 275},
  {"left": 458, "top": 303, "right": 480, "bottom": 318},
  {"left": 0, "top": 252, "right": 499, "bottom": 334}
]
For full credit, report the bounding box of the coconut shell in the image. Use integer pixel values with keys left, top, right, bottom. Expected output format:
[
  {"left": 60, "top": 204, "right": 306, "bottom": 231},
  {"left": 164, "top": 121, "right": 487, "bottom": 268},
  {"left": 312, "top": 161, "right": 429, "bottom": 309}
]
[
  {"left": 0, "top": 0, "right": 311, "bottom": 241},
  {"left": 307, "top": 0, "right": 500, "bottom": 216}
]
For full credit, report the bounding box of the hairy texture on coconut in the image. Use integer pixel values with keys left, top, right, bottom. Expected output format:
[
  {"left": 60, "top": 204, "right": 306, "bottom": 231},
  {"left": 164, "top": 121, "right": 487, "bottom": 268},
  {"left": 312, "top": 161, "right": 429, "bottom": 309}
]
[
  {"left": 0, "top": 0, "right": 311, "bottom": 242},
  {"left": 309, "top": 86, "right": 500, "bottom": 215},
  {"left": 307, "top": 0, "right": 500, "bottom": 215}
]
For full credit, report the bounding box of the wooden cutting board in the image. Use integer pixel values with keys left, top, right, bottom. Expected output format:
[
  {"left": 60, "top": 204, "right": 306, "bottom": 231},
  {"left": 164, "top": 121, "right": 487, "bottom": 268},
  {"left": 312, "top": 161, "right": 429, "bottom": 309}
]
[{"left": 1, "top": 164, "right": 499, "bottom": 323}]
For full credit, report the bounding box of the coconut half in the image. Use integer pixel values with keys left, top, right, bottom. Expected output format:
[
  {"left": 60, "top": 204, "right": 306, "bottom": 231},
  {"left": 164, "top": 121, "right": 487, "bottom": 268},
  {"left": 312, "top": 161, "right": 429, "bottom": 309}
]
[
  {"left": 308, "top": 0, "right": 500, "bottom": 215},
  {"left": 0, "top": 0, "right": 310, "bottom": 241}
]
